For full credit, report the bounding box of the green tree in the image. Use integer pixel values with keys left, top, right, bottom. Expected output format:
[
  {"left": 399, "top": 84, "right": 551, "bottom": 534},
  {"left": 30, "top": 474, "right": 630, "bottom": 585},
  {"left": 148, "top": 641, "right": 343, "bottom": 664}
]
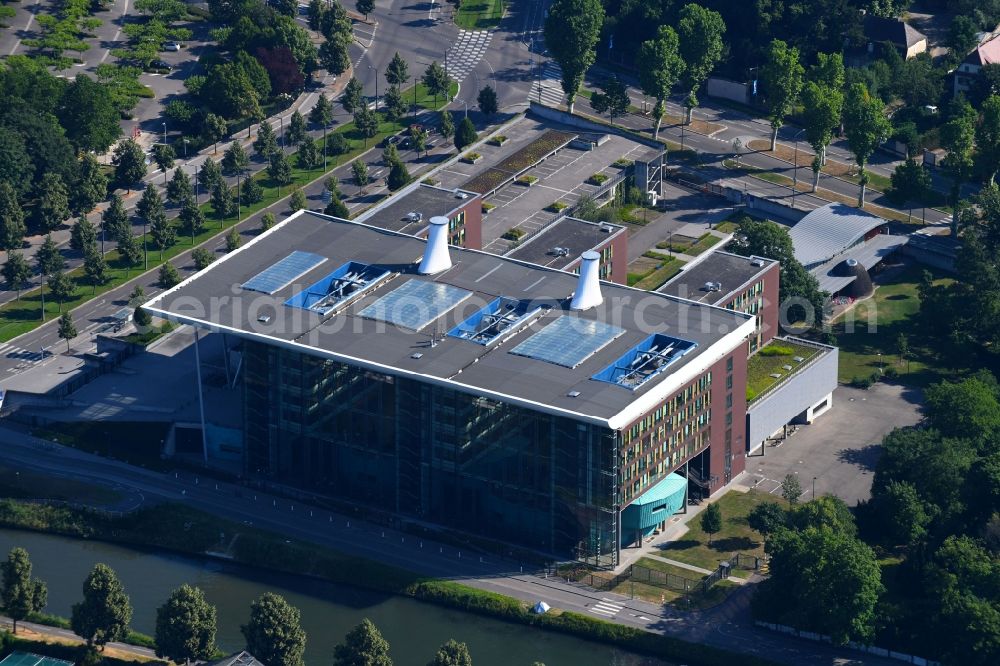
[
  {"left": 791, "top": 496, "right": 856, "bottom": 535},
  {"left": 83, "top": 248, "right": 110, "bottom": 293},
  {"left": 289, "top": 188, "right": 307, "bottom": 212},
  {"left": 112, "top": 138, "right": 147, "bottom": 191},
  {"left": 260, "top": 211, "right": 277, "bottom": 232},
  {"left": 137, "top": 184, "right": 165, "bottom": 223},
  {"left": 977, "top": 95, "right": 1000, "bottom": 186},
  {"left": 455, "top": 116, "right": 477, "bottom": 151},
  {"left": 385, "top": 52, "right": 408, "bottom": 87},
  {"left": 57, "top": 311, "right": 77, "bottom": 351},
  {"left": 198, "top": 157, "right": 223, "bottom": 193},
  {"left": 477, "top": 85, "right": 498, "bottom": 117},
  {"left": 341, "top": 77, "right": 364, "bottom": 114},
  {"left": 36, "top": 234, "right": 65, "bottom": 276},
  {"left": 150, "top": 212, "right": 176, "bottom": 259},
  {"left": 387, "top": 160, "right": 411, "bottom": 191},
  {"left": 747, "top": 502, "right": 788, "bottom": 542},
  {"left": 118, "top": 233, "right": 142, "bottom": 278},
  {"left": 422, "top": 61, "right": 451, "bottom": 106},
  {"left": 242, "top": 177, "right": 264, "bottom": 205},
  {"left": 544, "top": 0, "right": 603, "bottom": 113},
  {"left": 677, "top": 2, "right": 726, "bottom": 124},
  {"left": 166, "top": 167, "right": 194, "bottom": 206},
  {"left": 781, "top": 474, "right": 803, "bottom": 504},
  {"left": 202, "top": 113, "right": 228, "bottom": 153},
  {"left": 382, "top": 142, "right": 400, "bottom": 168},
  {"left": 102, "top": 194, "right": 130, "bottom": 245},
  {"left": 253, "top": 120, "right": 278, "bottom": 159},
  {"left": 47, "top": 271, "right": 74, "bottom": 312},
  {"left": 941, "top": 101, "right": 977, "bottom": 234},
  {"left": 333, "top": 618, "right": 391, "bottom": 666},
  {"left": 128, "top": 285, "right": 145, "bottom": 307},
  {"left": 728, "top": 215, "right": 825, "bottom": 327},
  {"left": 268, "top": 152, "right": 293, "bottom": 185},
  {"left": 297, "top": 138, "right": 321, "bottom": 170},
  {"left": 439, "top": 110, "right": 454, "bottom": 142},
  {"left": 2, "top": 251, "right": 31, "bottom": 300},
  {"left": 192, "top": 247, "right": 215, "bottom": 270},
  {"left": 178, "top": 198, "right": 205, "bottom": 243},
  {"left": 225, "top": 226, "right": 242, "bottom": 251},
  {"left": 382, "top": 85, "right": 405, "bottom": 122},
  {"left": 590, "top": 76, "right": 630, "bottom": 126},
  {"left": 356, "top": 0, "right": 374, "bottom": 20},
  {"left": 327, "top": 132, "right": 350, "bottom": 156},
  {"left": 843, "top": 83, "right": 891, "bottom": 207},
  {"left": 152, "top": 143, "right": 176, "bottom": 174},
  {"left": 872, "top": 480, "right": 929, "bottom": 546},
  {"left": 74, "top": 153, "right": 109, "bottom": 215},
  {"left": 0, "top": 182, "right": 26, "bottom": 255},
  {"left": 71, "top": 563, "right": 132, "bottom": 649},
  {"left": 700, "top": 502, "right": 722, "bottom": 545},
  {"left": 753, "top": 526, "right": 883, "bottom": 645},
  {"left": 1, "top": 548, "right": 47, "bottom": 634},
  {"left": 287, "top": 110, "right": 308, "bottom": 146},
  {"left": 222, "top": 141, "right": 249, "bottom": 176},
  {"left": 637, "top": 26, "right": 685, "bottom": 139},
  {"left": 211, "top": 182, "right": 235, "bottom": 222},
  {"left": 319, "top": 34, "right": 351, "bottom": 76},
  {"left": 889, "top": 158, "right": 932, "bottom": 222},
  {"left": 37, "top": 173, "right": 71, "bottom": 232},
  {"left": 310, "top": 92, "right": 334, "bottom": 127},
  {"left": 70, "top": 216, "right": 97, "bottom": 253},
  {"left": 241, "top": 592, "right": 306, "bottom": 666},
  {"left": 354, "top": 107, "right": 379, "bottom": 147},
  {"left": 325, "top": 195, "right": 350, "bottom": 218},
  {"left": 760, "top": 39, "right": 804, "bottom": 151},
  {"left": 352, "top": 159, "right": 369, "bottom": 192},
  {"left": 158, "top": 262, "right": 180, "bottom": 288},
  {"left": 427, "top": 639, "right": 471, "bottom": 666},
  {"left": 410, "top": 126, "right": 427, "bottom": 157},
  {"left": 202, "top": 62, "right": 261, "bottom": 119},
  {"left": 924, "top": 375, "right": 1000, "bottom": 442},
  {"left": 59, "top": 73, "right": 121, "bottom": 153}
]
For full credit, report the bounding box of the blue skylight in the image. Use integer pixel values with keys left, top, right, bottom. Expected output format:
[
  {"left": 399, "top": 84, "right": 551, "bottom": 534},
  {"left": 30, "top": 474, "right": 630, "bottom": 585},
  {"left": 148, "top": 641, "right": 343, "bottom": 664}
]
[
  {"left": 284, "top": 261, "right": 391, "bottom": 315},
  {"left": 357, "top": 279, "right": 472, "bottom": 331},
  {"left": 241, "top": 251, "right": 326, "bottom": 294},
  {"left": 510, "top": 316, "right": 625, "bottom": 368},
  {"left": 592, "top": 333, "right": 698, "bottom": 390},
  {"left": 447, "top": 297, "right": 543, "bottom": 346}
]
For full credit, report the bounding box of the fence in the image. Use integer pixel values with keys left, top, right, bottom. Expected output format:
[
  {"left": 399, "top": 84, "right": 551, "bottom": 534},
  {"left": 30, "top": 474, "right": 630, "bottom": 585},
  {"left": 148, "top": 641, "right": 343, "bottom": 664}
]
[
  {"left": 754, "top": 622, "right": 940, "bottom": 666},
  {"left": 630, "top": 564, "right": 704, "bottom": 592}
]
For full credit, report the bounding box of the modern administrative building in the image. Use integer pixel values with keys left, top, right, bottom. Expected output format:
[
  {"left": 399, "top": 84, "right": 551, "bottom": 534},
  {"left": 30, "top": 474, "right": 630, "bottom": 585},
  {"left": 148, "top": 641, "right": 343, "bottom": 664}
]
[{"left": 145, "top": 211, "right": 756, "bottom": 566}]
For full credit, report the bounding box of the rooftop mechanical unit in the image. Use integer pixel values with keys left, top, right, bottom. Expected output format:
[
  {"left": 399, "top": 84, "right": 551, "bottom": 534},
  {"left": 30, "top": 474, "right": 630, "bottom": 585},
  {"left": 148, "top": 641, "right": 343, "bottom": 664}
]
[
  {"left": 447, "top": 297, "right": 545, "bottom": 346},
  {"left": 592, "top": 333, "right": 698, "bottom": 390},
  {"left": 284, "top": 261, "right": 392, "bottom": 315}
]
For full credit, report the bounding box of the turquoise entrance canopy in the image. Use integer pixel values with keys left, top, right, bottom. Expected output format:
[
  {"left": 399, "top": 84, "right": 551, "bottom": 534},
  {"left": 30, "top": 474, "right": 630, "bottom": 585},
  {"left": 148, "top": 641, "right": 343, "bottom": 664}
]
[{"left": 621, "top": 473, "right": 687, "bottom": 541}]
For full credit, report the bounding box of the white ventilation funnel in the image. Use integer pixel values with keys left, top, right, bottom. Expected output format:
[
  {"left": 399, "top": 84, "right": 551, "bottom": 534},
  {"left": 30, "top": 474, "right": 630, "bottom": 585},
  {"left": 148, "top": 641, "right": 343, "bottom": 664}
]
[
  {"left": 419, "top": 216, "right": 452, "bottom": 274},
  {"left": 570, "top": 250, "right": 603, "bottom": 311}
]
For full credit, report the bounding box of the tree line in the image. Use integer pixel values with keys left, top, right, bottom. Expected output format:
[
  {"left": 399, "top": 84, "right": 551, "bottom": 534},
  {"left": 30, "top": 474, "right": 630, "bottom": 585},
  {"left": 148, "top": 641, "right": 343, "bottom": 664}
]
[{"left": 2, "top": 549, "right": 553, "bottom": 665}]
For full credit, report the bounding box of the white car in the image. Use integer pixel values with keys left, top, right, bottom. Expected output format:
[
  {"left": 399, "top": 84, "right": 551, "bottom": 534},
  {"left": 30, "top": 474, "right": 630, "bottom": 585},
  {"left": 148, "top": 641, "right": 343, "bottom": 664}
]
[{"left": 164, "top": 42, "right": 181, "bottom": 52}]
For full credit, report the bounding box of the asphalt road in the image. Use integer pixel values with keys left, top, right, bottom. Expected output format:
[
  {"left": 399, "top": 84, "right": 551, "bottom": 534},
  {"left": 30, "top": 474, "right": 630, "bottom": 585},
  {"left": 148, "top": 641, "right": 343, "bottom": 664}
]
[{"left": 0, "top": 425, "right": 899, "bottom": 666}]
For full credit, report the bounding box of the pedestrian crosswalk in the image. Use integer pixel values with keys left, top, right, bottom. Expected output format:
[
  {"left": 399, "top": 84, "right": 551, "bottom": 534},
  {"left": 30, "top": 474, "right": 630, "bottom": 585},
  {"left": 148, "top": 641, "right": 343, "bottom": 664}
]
[
  {"left": 0, "top": 342, "right": 49, "bottom": 369},
  {"left": 589, "top": 598, "right": 623, "bottom": 617},
  {"left": 445, "top": 29, "right": 492, "bottom": 84},
  {"left": 529, "top": 60, "right": 564, "bottom": 107}
]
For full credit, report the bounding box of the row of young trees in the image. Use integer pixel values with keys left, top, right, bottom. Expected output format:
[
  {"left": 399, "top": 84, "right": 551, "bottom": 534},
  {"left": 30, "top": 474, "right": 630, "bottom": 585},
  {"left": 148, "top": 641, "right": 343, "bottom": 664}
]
[{"left": 1, "top": 548, "right": 520, "bottom": 666}]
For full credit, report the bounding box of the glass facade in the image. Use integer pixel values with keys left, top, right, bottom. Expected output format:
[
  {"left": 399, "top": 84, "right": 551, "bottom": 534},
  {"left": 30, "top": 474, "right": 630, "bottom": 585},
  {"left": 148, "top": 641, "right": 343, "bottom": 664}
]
[
  {"left": 726, "top": 279, "right": 765, "bottom": 353},
  {"left": 243, "top": 341, "right": 620, "bottom": 566}
]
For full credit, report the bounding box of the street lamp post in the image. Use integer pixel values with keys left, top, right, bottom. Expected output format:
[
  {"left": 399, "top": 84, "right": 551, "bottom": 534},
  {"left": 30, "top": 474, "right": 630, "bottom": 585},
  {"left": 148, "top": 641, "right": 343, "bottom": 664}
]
[
  {"left": 462, "top": 100, "right": 468, "bottom": 118},
  {"left": 791, "top": 128, "right": 805, "bottom": 208},
  {"left": 733, "top": 137, "right": 743, "bottom": 167},
  {"left": 368, "top": 65, "right": 378, "bottom": 112},
  {"left": 280, "top": 116, "right": 284, "bottom": 149},
  {"left": 812, "top": 476, "right": 817, "bottom": 499},
  {"left": 182, "top": 137, "right": 188, "bottom": 159},
  {"left": 323, "top": 123, "right": 328, "bottom": 170},
  {"left": 194, "top": 164, "right": 200, "bottom": 205},
  {"left": 143, "top": 218, "right": 148, "bottom": 271},
  {"left": 162, "top": 122, "right": 167, "bottom": 146}
]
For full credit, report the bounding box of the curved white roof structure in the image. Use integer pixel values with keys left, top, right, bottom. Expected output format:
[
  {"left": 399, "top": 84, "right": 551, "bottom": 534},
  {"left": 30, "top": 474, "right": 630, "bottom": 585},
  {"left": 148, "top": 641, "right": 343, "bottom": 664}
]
[{"left": 788, "top": 203, "right": 888, "bottom": 268}]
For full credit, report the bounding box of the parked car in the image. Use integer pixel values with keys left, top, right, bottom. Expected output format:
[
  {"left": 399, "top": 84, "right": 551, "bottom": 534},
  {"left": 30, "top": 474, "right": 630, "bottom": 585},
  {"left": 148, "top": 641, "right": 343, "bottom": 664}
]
[
  {"left": 163, "top": 42, "right": 181, "bottom": 51},
  {"left": 150, "top": 59, "right": 173, "bottom": 71}
]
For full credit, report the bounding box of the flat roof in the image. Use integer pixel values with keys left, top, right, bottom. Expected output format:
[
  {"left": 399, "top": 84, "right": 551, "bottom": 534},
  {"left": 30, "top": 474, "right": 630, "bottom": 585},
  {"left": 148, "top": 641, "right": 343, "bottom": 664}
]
[
  {"left": 658, "top": 250, "right": 776, "bottom": 305},
  {"left": 505, "top": 216, "right": 625, "bottom": 270},
  {"left": 355, "top": 184, "right": 476, "bottom": 234},
  {"left": 144, "top": 211, "right": 754, "bottom": 429}
]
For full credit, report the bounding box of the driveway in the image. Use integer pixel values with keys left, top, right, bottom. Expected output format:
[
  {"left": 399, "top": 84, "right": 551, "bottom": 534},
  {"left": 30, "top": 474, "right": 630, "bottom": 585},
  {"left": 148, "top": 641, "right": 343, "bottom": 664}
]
[{"left": 742, "top": 382, "right": 923, "bottom": 505}]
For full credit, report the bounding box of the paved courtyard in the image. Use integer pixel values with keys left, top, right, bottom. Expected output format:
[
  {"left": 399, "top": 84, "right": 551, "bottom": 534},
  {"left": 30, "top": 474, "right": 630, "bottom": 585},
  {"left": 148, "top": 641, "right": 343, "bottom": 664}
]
[{"left": 741, "top": 382, "right": 924, "bottom": 505}]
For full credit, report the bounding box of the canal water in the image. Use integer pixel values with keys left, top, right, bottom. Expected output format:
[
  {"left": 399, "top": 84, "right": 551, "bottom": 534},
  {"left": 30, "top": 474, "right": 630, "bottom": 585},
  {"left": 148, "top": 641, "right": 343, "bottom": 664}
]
[{"left": 0, "top": 529, "right": 665, "bottom": 665}]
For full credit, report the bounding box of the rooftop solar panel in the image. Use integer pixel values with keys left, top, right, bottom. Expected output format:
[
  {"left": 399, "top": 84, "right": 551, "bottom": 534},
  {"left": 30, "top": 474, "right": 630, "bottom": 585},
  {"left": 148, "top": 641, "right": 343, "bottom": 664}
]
[
  {"left": 358, "top": 279, "right": 472, "bottom": 331},
  {"left": 241, "top": 251, "right": 326, "bottom": 294},
  {"left": 510, "top": 316, "right": 625, "bottom": 368}
]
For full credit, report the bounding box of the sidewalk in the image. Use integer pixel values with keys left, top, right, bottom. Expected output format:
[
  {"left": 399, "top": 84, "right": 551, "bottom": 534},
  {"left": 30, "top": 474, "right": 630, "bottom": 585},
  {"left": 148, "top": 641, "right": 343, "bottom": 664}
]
[{"left": 0, "top": 615, "right": 156, "bottom": 662}]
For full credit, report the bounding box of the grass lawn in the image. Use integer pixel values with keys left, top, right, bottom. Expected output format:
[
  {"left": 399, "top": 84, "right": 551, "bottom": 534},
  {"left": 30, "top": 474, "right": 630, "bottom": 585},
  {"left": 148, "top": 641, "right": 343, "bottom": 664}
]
[
  {"left": 658, "top": 489, "right": 784, "bottom": 575},
  {"left": 829, "top": 265, "right": 962, "bottom": 386},
  {"left": 0, "top": 464, "right": 122, "bottom": 506},
  {"left": 746, "top": 339, "right": 821, "bottom": 402},
  {"left": 32, "top": 421, "right": 175, "bottom": 470},
  {"left": 632, "top": 257, "right": 682, "bottom": 290},
  {"left": 713, "top": 220, "right": 739, "bottom": 234},
  {"left": 455, "top": 0, "right": 505, "bottom": 30},
  {"left": 0, "top": 82, "right": 457, "bottom": 345},
  {"left": 682, "top": 233, "right": 722, "bottom": 256},
  {"left": 122, "top": 321, "right": 175, "bottom": 346}
]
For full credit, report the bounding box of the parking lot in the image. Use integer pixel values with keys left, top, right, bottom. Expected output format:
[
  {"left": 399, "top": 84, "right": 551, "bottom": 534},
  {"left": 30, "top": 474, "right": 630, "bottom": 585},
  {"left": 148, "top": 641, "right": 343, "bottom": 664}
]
[
  {"left": 741, "top": 383, "right": 923, "bottom": 505},
  {"left": 432, "top": 117, "right": 658, "bottom": 252}
]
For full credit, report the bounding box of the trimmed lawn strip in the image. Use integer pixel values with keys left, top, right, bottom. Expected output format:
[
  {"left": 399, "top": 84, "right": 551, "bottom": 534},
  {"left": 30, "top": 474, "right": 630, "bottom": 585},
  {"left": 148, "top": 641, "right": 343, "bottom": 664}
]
[
  {"left": 633, "top": 258, "right": 682, "bottom": 290},
  {"left": 828, "top": 265, "right": 960, "bottom": 386},
  {"left": 454, "top": 0, "right": 505, "bottom": 30},
  {"left": 0, "top": 464, "right": 122, "bottom": 506},
  {"left": 659, "top": 490, "right": 782, "bottom": 574},
  {"left": 682, "top": 233, "right": 722, "bottom": 256},
  {"left": 0, "top": 83, "right": 456, "bottom": 345},
  {"left": 0, "top": 499, "right": 780, "bottom": 666},
  {"left": 746, "top": 339, "right": 821, "bottom": 402}
]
